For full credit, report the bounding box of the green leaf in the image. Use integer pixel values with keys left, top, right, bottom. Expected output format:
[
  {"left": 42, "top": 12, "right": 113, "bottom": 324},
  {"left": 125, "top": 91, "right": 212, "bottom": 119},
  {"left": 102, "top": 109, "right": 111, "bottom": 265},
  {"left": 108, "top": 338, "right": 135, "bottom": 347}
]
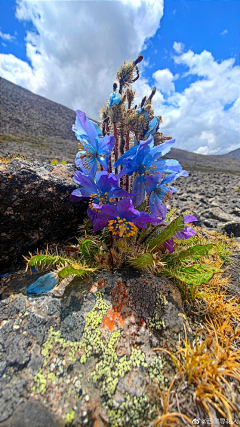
[
  {"left": 177, "top": 244, "right": 214, "bottom": 261},
  {"left": 129, "top": 253, "right": 154, "bottom": 269},
  {"left": 58, "top": 265, "right": 93, "bottom": 279},
  {"left": 28, "top": 255, "right": 68, "bottom": 268},
  {"left": 79, "top": 239, "right": 98, "bottom": 260},
  {"left": 138, "top": 223, "right": 151, "bottom": 243},
  {"left": 170, "top": 264, "right": 222, "bottom": 286},
  {"left": 148, "top": 216, "right": 184, "bottom": 252}
]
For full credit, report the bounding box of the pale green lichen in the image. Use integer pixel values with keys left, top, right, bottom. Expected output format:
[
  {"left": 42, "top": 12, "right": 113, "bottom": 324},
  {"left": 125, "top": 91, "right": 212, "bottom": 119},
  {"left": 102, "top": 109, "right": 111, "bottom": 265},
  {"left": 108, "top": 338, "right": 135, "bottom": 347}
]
[
  {"left": 34, "top": 372, "right": 47, "bottom": 395},
  {"left": 65, "top": 409, "right": 75, "bottom": 425},
  {"left": 148, "top": 296, "right": 166, "bottom": 330},
  {"left": 106, "top": 392, "right": 157, "bottom": 427}
]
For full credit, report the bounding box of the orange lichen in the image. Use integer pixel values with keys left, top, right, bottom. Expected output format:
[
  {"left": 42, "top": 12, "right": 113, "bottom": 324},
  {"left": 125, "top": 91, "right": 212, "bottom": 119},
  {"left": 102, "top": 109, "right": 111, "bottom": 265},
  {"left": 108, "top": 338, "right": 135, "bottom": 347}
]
[
  {"left": 102, "top": 282, "right": 132, "bottom": 331},
  {"left": 102, "top": 308, "right": 124, "bottom": 331}
]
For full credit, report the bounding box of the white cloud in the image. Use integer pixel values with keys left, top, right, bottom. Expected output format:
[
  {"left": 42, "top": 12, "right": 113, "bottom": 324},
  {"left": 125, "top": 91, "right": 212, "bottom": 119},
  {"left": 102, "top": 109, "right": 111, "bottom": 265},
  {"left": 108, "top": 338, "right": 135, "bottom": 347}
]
[
  {"left": 173, "top": 41, "right": 184, "bottom": 54},
  {"left": 0, "top": 0, "right": 163, "bottom": 119},
  {"left": 151, "top": 47, "right": 240, "bottom": 155},
  {"left": 220, "top": 29, "right": 228, "bottom": 36},
  {"left": 0, "top": 31, "right": 15, "bottom": 42},
  {"left": 153, "top": 68, "right": 176, "bottom": 94}
]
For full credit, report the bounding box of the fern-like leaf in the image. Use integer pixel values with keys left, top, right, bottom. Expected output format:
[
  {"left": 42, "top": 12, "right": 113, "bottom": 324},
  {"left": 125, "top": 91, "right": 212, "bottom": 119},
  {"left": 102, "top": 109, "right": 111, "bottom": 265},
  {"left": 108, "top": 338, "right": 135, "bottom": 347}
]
[
  {"left": 57, "top": 265, "right": 95, "bottom": 279},
  {"left": 27, "top": 254, "right": 69, "bottom": 269},
  {"left": 165, "top": 263, "right": 222, "bottom": 286},
  {"left": 163, "top": 244, "right": 214, "bottom": 265},
  {"left": 79, "top": 238, "right": 99, "bottom": 261},
  {"left": 129, "top": 253, "right": 154, "bottom": 270}
]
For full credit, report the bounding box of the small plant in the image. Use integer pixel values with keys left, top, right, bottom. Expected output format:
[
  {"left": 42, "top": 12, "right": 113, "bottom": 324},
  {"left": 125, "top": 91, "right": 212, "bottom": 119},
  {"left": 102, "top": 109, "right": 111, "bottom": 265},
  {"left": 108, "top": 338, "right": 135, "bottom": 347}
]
[
  {"left": 155, "top": 319, "right": 240, "bottom": 424},
  {"left": 0, "top": 152, "right": 28, "bottom": 163},
  {"left": 50, "top": 159, "right": 67, "bottom": 165},
  {"left": 26, "top": 56, "right": 222, "bottom": 292}
]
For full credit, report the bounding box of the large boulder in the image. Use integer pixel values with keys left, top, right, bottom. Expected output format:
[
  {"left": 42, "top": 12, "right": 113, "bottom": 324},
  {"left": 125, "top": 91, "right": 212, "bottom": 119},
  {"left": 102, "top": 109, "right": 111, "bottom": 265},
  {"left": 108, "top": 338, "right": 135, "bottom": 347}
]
[{"left": 0, "top": 159, "right": 87, "bottom": 274}]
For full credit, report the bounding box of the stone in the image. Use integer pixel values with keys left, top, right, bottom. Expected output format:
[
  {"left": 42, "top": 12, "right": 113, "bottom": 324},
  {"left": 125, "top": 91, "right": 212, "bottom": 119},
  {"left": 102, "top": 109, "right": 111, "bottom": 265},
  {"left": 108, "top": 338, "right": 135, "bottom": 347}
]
[
  {"left": 60, "top": 312, "right": 85, "bottom": 342},
  {"left": 221, "top": 221, "right": 240, "bottom": 237},
  {"left": 0, "top": 159, "right": 88, "bottom": 274},
  {"left": 0, "top": 399, "right": 64, "bottom": 427}
]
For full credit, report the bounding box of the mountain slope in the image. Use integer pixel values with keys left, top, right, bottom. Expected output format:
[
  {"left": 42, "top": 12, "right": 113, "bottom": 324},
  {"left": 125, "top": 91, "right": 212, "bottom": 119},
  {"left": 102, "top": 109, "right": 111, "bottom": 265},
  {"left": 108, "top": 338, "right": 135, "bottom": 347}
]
[
  {"left": 0, "top": 77, "right": 76, "bottom": 141},
  {"left": 219, "top": 148, "right": 240, "bottom": 162}
]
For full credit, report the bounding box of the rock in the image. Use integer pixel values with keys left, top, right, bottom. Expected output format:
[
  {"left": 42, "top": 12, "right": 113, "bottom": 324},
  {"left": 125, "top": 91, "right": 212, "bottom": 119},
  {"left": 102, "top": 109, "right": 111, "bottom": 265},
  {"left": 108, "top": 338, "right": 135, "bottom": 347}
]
[
  {"left": 0, "top": 399, "right": 64, "bottom": 427},
  {"left": 0, "top": 379, "right": 27, "bottom": 423},
  {"left": 221, "top": 221, "right": 240, "bottom": 237},
  {"left": 170, "top": 171, "right": 240, "bottom": 233},
  {"left": 0, "top": 270, "right": 189, "bottom": 427},
  {"left": 60, "top": 312, "right": 85, "bottom": 342},
  {"left": 0, "top": 159, "right": 88, "bottom": 274}
]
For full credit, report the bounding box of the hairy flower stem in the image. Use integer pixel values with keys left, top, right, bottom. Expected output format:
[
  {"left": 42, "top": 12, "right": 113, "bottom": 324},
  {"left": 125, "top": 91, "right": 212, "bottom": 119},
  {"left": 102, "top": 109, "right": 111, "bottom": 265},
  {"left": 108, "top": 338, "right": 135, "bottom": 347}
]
[
  {"left": 125, "top": 128, "right": 130, "bottom": 192},
  {"left": 104, "top": 118, "right": 112, "bottom": 172},
  {"left": 140, "top": 224, "right": 166, "bottom": 245},
  {"left": 114, "top": 123, "right": 118, "bottom": 175},
  {"left": 120, "top": 128, "right": 125, "bottom": 188}
]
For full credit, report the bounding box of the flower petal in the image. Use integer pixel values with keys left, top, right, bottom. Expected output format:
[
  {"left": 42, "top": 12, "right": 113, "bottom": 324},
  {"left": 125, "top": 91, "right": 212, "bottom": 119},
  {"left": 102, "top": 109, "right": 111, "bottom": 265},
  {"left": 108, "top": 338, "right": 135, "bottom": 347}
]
[
  {"left": 73, "top": 171, "right": 97, "bottom": 193},
  {"left": 70, "top": 188, "right": 91, "bottom": 202},
  {"left": 184, "top": 215, "right": 198, "bottom": 223},
  {"left": 97, "top": 135, "right": 115, "bottom": 156},
  {"left": 148, "top": 139, "right": 176, "bottom": 161},
  {"left": 161, "top": 170, "right": 188, "bottom": 186},
  {"left": 114, "top": 145, "right": 139, "bottom": 168},
  {"left": 175, "top": 226, "right": 196, "bottom": 240},
  {"left": 145, "top": 174, "right": 162, "bottom": 194},
  {"left": 72, "top": 110, "right": 97, "bottom": 147},
  {"left": 152, "top": 159, "right": 183, "bottom": 173}
]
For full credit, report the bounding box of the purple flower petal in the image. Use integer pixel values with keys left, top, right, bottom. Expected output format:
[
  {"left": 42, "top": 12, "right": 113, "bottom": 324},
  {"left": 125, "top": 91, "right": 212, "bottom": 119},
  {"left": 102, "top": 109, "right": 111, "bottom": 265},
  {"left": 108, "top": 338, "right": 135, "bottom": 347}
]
[
  {"left": 184, "top": 215, "right": 198, "bottom": 223},
  {"left": 70, "top": 188, "right": 91, "bottom": 202},
  {"left": 175, "top": 226, "right": 196, "bottom": 240},
  {"left": 164, "top": 238, "right": 175, "bottom": 253}
]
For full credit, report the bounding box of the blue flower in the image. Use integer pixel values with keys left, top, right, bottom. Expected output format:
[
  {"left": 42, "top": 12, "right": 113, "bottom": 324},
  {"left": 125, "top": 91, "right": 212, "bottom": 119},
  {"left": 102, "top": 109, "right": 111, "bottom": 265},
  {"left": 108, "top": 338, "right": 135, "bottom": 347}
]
[
  {"left": 109, "top": 91, "right": 121, "bottom": 107},
  {"left": 73, "top": 110, "right": 115, "bottom": 178},
  {"left": 70, "top": 170, "right": 134, "bottom": 204},
  {"left": 145, "top": 170, "right": 188, "bottom": 219},
  {"left": 145, "top": 116, "right": 160, "bottom": 138},
  {"left": 88, "top": 197, "right": 160, "bottom": 237},
  {"left": 115, "top": 136, "right": 183, "bottom": 207}
]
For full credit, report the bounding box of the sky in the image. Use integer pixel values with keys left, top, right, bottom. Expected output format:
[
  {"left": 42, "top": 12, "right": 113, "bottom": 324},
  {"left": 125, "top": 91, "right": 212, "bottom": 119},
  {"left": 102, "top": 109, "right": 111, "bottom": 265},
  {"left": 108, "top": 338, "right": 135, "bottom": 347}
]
[{"left": 0, "top": 0, "right": 239, "bottom": 155}]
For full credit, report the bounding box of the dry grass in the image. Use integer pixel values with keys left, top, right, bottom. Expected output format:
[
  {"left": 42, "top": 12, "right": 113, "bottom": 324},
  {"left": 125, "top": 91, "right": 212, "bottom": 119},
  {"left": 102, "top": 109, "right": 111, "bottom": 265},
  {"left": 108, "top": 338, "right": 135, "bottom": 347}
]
[{"left": 154, "top": 318, "right": 240, "bottom": 425}]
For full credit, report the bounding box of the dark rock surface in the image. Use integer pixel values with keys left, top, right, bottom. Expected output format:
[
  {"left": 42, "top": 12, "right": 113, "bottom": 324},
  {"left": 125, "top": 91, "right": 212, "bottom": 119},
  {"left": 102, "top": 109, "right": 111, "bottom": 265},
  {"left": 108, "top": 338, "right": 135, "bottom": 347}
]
[
  {"left": 168, "top": 171, "right": 240, "bottom": 236},
  {"left": 0, "top": 270, "right": 187, "bottom": 427},
  {"left": 0, "top": 159, "right": 88, "bottom": 274}
]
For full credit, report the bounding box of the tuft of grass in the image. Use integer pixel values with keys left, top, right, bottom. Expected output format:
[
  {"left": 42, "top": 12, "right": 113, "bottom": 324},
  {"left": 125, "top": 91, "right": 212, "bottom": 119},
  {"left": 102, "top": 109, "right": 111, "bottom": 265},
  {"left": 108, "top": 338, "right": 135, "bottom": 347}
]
[
  {"left": 154, "top": 319, "right": 240, "bottom": 424},
  {"left": 153, "top": 378, "right": 192, "bottom": 427}
]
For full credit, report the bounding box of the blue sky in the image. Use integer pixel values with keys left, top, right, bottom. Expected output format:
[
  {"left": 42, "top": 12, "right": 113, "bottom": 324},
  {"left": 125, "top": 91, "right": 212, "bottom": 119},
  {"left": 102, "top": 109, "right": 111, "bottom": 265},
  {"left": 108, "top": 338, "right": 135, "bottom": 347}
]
[{"left": 0, "top": 0, "right": 239, "bottom": 155}]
